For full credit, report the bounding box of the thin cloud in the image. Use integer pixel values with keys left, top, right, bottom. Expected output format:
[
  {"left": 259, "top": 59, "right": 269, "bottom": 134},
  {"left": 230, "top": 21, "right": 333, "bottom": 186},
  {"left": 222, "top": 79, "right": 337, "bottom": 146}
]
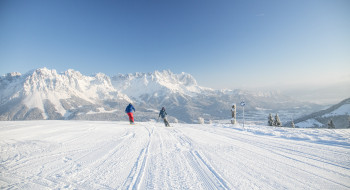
[{"left": 256, "top": 13, "right": 265, "bottom": 17}]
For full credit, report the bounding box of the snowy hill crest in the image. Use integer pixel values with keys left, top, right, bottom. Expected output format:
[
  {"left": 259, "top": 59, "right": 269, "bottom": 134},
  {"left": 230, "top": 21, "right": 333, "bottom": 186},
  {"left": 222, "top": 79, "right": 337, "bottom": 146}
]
[{"left": 291, "top": 98, "right": 350, "bottom": 128}]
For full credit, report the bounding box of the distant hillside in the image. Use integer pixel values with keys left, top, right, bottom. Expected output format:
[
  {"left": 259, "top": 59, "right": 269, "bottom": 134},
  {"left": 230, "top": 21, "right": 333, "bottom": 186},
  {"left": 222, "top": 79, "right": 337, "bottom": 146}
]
[{"left": 289, "top": 98, "right": 350, "bottom": 128}]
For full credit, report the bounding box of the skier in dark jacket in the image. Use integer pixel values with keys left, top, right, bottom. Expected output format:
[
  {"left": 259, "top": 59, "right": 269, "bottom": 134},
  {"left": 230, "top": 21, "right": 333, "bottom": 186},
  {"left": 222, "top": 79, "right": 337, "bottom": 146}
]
[
  {"left": 125, "top": 103, "right": 135, "bottom": 124},
  {"left": 158, "top": 107, "right": 170, "bottom": 127}
]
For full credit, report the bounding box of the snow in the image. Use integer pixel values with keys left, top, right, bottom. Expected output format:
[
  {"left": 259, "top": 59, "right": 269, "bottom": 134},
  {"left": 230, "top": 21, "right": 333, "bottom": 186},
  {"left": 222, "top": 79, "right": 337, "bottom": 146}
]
[
  {"left": 1, "top": 121, "right": 349, "bottom": 189},
  {"left": 323, "top": 104, "right": 350, "bottom": 117},
  {"left": 296, "top": 119, "right": 324, "bottom": 128},
  {"left": 86, "top": 107, "right": 118, "bottom": 115}
]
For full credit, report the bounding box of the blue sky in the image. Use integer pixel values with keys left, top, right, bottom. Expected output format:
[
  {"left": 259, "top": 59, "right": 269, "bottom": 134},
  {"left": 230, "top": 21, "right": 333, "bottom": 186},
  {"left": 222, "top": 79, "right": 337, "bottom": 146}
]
[{"left": 1, "top": 0, "right": 349, "bottom": 90}]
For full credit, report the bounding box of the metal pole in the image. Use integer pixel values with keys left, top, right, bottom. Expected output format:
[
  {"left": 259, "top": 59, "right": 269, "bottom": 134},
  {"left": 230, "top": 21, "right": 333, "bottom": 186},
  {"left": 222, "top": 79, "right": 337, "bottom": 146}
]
[{"left": 240, "top": 101, "right": 246, "bottom": 128}]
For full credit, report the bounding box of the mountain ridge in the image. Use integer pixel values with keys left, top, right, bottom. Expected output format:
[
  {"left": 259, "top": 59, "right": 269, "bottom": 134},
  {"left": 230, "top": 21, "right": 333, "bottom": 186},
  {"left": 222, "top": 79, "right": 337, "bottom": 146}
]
[
  {"left": 289, "top": 98, "right": 350, "bottom": 128},
  {"left": 1, "top": 68, "right": 321, "bottom": 123}
]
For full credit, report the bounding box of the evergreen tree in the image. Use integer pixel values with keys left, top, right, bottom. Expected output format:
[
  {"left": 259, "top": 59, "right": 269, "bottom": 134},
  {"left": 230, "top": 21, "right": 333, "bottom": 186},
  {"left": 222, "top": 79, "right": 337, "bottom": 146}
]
[
  {"left": 198, "top": 117, "right": 204, "bottom": 124},
  {"left": 328, "top": 119, "right": 335, "bottom": 129},
  {"left": 291, "top": 120, "right": 295, "bottom": 128},
  {"left": 268, "top": 114, "right": 274, "bottom": 126},
  {"left": 274, "top": 114, "right": 282, "bottom": 127}
]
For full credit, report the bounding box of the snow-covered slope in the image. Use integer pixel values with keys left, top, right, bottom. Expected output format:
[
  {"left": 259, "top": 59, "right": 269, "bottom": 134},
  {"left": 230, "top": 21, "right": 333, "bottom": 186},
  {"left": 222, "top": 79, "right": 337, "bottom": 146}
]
[
  {"left": 0, "top": 68, "right": 320, "bottom": 122},
  {"left": 291, "top": 98, "right": 350, "bottom": 128},
  {"left": 0, "top": 121, "right": 349, "bottom": 189},
  {"left": 323, "top": 104, "right": 350, "bottom": 117}
]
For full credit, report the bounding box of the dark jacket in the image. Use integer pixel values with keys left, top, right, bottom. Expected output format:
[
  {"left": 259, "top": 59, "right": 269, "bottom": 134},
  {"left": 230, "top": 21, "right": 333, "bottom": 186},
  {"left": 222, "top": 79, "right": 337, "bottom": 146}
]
[
  {"left": 159, "top": 108, "right": 167, "bottom": 118},
  {"left": 125, "top": 104, "right": 135, "bottom": 113}
]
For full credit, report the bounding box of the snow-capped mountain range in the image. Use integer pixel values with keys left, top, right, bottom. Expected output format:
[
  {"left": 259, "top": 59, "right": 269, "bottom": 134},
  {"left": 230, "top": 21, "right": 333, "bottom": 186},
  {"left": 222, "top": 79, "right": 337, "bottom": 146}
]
[{"left": 0, "top": 68, "right": 321, "bottom": 123}]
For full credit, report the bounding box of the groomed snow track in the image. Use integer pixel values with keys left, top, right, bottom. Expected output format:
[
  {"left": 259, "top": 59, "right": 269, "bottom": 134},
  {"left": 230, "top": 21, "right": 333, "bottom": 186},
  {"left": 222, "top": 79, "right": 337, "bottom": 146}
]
[{"left": 0, "top": 121, "right": 349, "bottom": 189}]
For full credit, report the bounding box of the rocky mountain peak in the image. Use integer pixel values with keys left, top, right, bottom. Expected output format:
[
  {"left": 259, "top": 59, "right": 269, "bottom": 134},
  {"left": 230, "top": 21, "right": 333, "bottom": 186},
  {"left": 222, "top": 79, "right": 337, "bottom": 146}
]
[{"left": 0, "top": 68, "right": 320, "bottom": 123}]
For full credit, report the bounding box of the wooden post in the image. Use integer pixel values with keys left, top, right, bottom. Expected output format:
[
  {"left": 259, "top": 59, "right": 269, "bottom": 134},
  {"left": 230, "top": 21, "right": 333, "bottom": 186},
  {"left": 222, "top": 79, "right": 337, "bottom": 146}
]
[{"left": 231, "top": 104, "right": 236, "bottom": 124}]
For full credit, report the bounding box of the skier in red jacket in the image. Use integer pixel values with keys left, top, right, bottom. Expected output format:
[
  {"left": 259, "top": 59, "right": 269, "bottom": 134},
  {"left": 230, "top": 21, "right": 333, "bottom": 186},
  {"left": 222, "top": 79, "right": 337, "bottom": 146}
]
[{"left": 125, "top": 103, "right": 135, "bottom": 124}]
